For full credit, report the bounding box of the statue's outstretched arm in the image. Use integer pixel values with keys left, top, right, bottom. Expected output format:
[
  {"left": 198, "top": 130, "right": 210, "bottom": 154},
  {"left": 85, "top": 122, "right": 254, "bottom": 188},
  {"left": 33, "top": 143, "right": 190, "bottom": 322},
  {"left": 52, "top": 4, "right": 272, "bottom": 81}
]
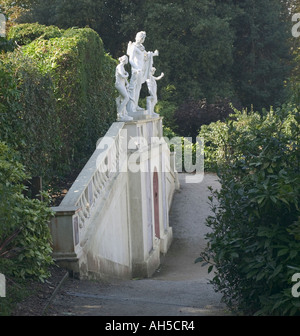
[{"left": 154, "top": 72, "right": 164, "bottom": 81}]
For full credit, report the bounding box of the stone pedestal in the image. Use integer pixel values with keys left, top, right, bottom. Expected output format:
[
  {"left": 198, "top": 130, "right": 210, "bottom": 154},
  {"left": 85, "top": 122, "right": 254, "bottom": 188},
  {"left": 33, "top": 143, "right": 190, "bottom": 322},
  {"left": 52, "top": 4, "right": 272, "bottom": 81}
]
[{"left": 128, "top": 110, "right": 160, "bottom": 121}]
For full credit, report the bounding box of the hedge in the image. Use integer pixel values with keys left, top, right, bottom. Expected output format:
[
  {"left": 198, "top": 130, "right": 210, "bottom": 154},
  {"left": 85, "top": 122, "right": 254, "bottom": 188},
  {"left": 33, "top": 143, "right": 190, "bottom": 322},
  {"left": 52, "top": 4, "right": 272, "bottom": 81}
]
[
  {"left": 1, "top": 24, "right": 117, "bottom": 183},
  {"left": 7, "top": 23, "right": 63, "bottom": 46}
]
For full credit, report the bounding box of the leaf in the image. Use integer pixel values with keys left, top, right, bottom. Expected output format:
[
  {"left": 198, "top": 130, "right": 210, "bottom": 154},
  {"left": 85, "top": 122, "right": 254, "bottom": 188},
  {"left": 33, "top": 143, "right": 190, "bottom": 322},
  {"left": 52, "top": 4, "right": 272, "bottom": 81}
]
[
  {"left": 277, "top": 249, "right": 289, "bottom": 257},
  {"left": 246, "top": 269, "right": 259, "bottom": 279},
  {"left": 231, "top": 252, "right": 239, "bottom": 259},
  {"left": 256, "top": 271, "right": 266, "bottom": 281},
  {"left": 289, "top": 250, "right": 298, "bottom": 259},
  {"left": 292, "top": 301, "right": 300, "bottom": 308},
  {"left": 257, "top": 196, "right": 266, "bottom": 205},
  {"left": 194, "top": 257, "right": 204, "bottom": 264},
  {"left": 272, "top": 299, "right": 285, "bottom": 311},
  {"left": 269, "top": 265, "right": 283, "bottom": 280}
]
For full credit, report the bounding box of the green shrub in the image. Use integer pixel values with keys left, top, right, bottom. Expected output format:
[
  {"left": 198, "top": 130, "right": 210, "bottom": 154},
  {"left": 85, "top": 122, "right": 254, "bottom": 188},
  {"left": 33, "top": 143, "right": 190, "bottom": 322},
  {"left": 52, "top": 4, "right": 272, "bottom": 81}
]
[
  {"left": 0, "top": 142, "right": 54, "bottom": 281},
  {"left": 199, "top": 120, "right": 229, "bottom": 172},
  {"left": 0, "top": 37, "right": 15, "bottom": 53},
  {"left": 156, "top": 100, "right": 178, "bottom": 132},
  {"left": 1, "top": 24, "right": 117, "bottom": 182},
  {"left": 1, "top": 52, "right": 61, "bottom": 178},
  {"left": 7, "top": 23, "right": 63, "bottom": 46},
  {"left": 198, "top": 104, "right": 300, "bottom": 315},
  {"left": 0, "top": 60, "right": 21, "bottom": 147}
]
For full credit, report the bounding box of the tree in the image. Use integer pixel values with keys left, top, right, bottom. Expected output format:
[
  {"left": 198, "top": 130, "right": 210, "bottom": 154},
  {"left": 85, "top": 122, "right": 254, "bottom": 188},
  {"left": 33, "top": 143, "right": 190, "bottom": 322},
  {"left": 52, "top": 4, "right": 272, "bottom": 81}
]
[
  {"left": 0, "top": 0, "right": 37, "bottom": 26},
  {"left": 120, "top": 0, "right": 292, "bottom": 110},
  {"left": 121, "top": 0, "right": 236, "bottom": 103},
  {"left": 230, "top": 0, "right": 291, "bottom": 111},
  {"left": 283, "top": 0, "right": 300, "bottom": 104},
  {"left": 14, "top": 0, "right": 293, "bottom": 112},
  {"left": 17, "top": 0, "right": 236, "bottom": 103},
  {"left": 17, "top": 0, "right": 129, "bottom": 58}
]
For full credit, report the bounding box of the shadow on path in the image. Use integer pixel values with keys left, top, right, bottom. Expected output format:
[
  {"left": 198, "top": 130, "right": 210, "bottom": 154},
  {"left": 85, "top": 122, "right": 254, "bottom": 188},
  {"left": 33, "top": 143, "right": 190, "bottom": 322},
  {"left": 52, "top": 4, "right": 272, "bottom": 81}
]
[{"left": 47, "top": 173, "right": 230, "bottom": 316}]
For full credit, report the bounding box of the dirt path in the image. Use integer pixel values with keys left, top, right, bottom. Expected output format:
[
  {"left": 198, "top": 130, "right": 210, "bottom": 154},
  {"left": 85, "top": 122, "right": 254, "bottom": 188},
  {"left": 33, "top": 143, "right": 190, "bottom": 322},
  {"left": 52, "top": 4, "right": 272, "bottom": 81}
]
[{"left": 47, "top": 173, "right": 229, "bottom": 316}]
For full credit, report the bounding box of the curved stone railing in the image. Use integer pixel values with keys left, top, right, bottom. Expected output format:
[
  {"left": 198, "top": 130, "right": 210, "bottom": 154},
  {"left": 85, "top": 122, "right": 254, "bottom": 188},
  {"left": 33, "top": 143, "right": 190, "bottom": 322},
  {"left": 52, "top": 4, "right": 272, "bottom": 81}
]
[{"left": 58, "top": 122, "right": 126, "bottom": 246}]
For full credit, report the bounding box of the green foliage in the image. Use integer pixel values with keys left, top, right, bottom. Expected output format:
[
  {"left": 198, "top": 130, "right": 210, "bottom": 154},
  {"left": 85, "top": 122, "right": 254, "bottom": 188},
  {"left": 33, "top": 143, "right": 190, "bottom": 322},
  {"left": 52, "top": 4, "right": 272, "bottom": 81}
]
[
  {"left": 162, "top": 126, "right": 178, "bottom": 141},
  {"left": 199, "top": 120, "right": 230, "bottom": 172},
  {"left": 0, "top": 0, "right": 38, "bottom": 26},
  {"left": 0, "top": 23, "right": 117, "bottom": 314},
  {"left": 1, "top": 52, "right": 61, "bottom": 178},
  {"left": 121, "top": 0, "right": 235, "bottom": 104},
  {"left": 14, "top": 1, "right": 293, "bottom": 119},
  {"left": 17, "top": 0, "right": 128, "bottom": 58},
  {"left": 0, "top": 37, "right": 15, "bottom": 53},
  {"left": 199, "top": 104, "right": 300, "bottom": 315},
  {"left": 230, "top": 0, "right": 291, "bottom": 110},
  {"left": 1, "top": 24, "right": 117, "bottom": 182},
  {"left": 0, "top": 277, "right": 29, "bottom": 316},
  {"left": 282, "top": 2, "right": 300, "bottom": 106},
  {"left": 156, "top": 100, "right": 178, "bottom": 133},
  {"left": 0, "top": 142, "right": 54, "bottom": 281},
  {"left": 8, "top": 23, "right": 63, "bottom": 45},
  {"left": 0, "top": 60, "right": 21, "bottom": 147}
]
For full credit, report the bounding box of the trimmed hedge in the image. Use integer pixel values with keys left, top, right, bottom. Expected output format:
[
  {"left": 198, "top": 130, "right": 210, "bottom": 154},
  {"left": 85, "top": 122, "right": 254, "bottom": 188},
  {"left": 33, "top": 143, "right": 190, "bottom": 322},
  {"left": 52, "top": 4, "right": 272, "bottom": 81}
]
[
  {"left": 1, "top": 24, "right": 117, "bottom": 182},
  {"left": 7, "top": 23, "right": 63, "bottom": 46}
]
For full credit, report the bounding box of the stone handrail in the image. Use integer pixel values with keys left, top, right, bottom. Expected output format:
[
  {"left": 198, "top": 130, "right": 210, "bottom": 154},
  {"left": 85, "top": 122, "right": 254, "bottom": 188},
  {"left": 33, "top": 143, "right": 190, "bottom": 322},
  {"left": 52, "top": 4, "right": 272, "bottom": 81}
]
[{"left": 57, "top": 122, "right": 126, "bottom": 239}]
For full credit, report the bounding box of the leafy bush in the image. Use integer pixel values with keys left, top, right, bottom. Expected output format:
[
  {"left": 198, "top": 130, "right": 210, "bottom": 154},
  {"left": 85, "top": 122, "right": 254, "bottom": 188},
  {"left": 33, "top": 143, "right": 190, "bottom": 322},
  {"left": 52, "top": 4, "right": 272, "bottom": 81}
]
[
  {"left": 198, "top": 104, "right": 300, "bottom": 315},
  {"left": 7, "top": 23, "right": 63, "bottom": 46},
  {"left": 199, "top": 120, "right": 229, "bottom": 172},
  {"left": 1, "top": 24, "right": 117, "bottom": 182},
  {"left": 1, "top": 52, "right": 61, "bottom": 178},
  {"left": 0, "top": 142, "right": 54, "bottom": 281},
  {"left": 156, "top": 100, "right": 178, "bottom": 133},
  {"left": 0, "top": 37, "right": 15, "bottom": 52},
  {"left": 0, "top": 60, "right": 21, "bottom": 147}
]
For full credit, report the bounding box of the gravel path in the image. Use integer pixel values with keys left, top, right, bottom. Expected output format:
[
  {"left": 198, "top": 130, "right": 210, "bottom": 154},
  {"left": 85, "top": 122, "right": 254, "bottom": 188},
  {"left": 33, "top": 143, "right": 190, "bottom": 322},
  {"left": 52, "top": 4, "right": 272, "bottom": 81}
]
[{"left": 47, "top": 173, "right": 229, "bottom": 316}]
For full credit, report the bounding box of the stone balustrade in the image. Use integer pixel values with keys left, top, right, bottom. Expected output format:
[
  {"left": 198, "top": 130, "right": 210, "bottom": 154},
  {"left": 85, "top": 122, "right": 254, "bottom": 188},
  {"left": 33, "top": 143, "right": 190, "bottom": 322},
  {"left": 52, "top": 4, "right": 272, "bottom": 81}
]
[{"left": 50, "top": 117, "right": 178, "bottom": 280}]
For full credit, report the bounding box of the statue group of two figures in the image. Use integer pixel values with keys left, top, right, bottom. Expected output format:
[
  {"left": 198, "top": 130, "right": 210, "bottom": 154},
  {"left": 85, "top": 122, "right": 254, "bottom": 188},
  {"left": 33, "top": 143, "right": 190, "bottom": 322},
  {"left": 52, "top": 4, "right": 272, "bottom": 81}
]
[{"left": 115, "top": 31, "right": 164, "bottom": 121}]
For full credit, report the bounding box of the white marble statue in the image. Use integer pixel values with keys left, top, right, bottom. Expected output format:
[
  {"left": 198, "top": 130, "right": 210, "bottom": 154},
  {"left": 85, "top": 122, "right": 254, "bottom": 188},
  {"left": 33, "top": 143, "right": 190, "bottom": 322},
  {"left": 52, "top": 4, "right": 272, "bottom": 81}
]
[
  {"left": 146, "top": 67, "right": 164, "bottom": 117},
  {"left": 126, "top": 31, "right": 159, "bottom": 114},
  {"left": 115, "top": 55, "right": 133, "bottom": 121}
]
